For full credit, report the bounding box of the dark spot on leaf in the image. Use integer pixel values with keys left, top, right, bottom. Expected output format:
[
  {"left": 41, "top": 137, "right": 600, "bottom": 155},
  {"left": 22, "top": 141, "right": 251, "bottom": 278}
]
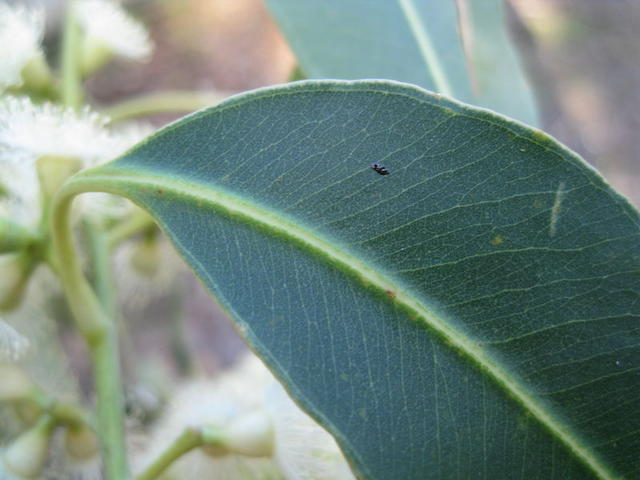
[
  {"left": 370, "top": 163, "right": 390, "bottom": 175},
  {"left": 156, "top": 189, "right": 164, "bottom": 195}
]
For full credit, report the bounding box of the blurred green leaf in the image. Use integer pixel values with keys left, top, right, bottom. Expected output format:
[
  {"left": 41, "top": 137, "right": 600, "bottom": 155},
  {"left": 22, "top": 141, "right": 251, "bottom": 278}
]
[
  {"left": 265, "top": 0, "right": 539, "bottom": 125},
  {"left": 73, "top": 81, "right": 638, "bottom": 479}
]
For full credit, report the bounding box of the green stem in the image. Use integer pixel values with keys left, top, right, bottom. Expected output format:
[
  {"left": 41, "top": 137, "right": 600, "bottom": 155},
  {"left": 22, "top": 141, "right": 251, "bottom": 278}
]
[
  {"left": 49, "top": 400, "right": 92, "bottom": 430},
  {"left": 84, "top": 221, "right": 116, "bottom": 317},
  {"left": 25, "top": 388, "right": 92, "bottom": 430},
  {"left": 107, "top": 209, "right": 156, "bottom": 250},
  {"left": 51, "top": 187, "right": 130, "bottom": 479},
  {"left": 103, "top": 90, "right": 228, "bottom": 123},
  {"left": 135, "top": 428, "right": 204, "bottom": 480},
  {"left": 91, "top": 326, "right": 128, "bottom": 476},
  {"left": 168, "top": 281, "right": 193, "bottom": 376},
  {"left": 61, "top": 0, "right": 83, "bottom": 109},
  {"left": 0, "top": 218, "right": 40, "bottom": 254},
  {"left": 86, "top": 219, "right": 142, "bottom": 387}
]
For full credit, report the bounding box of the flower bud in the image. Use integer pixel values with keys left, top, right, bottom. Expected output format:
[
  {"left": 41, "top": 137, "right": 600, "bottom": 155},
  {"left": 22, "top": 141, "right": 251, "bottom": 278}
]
[
  {"left": 79, "top": 35, "right": 114, "bottom": 76},
  {"left": 2, "top": 416, "right": 55, "bottom": 478},
  {"left": 36, "top": 155, "right": 82, "bottom": 204},
  {"left": 64, "top": 424, "right": 100, "bottom": 461},
  {"left": 0, "top": 253, "right": 34, "bottom": 312},
  {"left": 130, "top": 231, "right": 161, "bottom": 277},
  {"left": 0, "top": 218, "right": 37, "bottom": 254},
  {"left": 199, "top": 425, "right": 227, "bottom": 458},
  {"left": 0, "top": 365, "right": 33, "bottom": 401},
  {"left": 223, "top": 410, "right": 274, "bottom": 458},
  {"left": 12, "top": 401, "right": 42, "bottom": 426},
  {"left": 20, "top": 54, "right": 54, "bottom": 93}
]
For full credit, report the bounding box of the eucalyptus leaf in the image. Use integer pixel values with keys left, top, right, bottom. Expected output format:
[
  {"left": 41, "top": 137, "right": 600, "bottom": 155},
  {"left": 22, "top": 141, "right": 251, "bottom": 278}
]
[
  {"left": 266, "top": 0, "right": 538, "bottom": 125},
  {"left": 70, "top": 81, "right": 639, "bottom": 479}
]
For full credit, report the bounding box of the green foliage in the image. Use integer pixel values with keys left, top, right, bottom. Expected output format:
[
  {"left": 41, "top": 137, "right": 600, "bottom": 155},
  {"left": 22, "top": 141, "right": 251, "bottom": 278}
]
[
  {"left": 70, "top": 80, "right": 640, "bottom": 479},
  {"left": 266, "top": 0, "right": 538, "bottom": 125}
]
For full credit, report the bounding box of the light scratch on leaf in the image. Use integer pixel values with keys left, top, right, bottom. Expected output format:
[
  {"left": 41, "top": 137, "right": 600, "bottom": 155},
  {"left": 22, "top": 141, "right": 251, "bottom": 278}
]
[{"left": 549, "top": 182, "right": 566, "bottom": 237}]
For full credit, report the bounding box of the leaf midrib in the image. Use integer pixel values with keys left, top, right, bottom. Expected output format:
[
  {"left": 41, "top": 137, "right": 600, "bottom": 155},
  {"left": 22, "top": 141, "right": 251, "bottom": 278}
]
[
  {"left": 397, "top": 0, "right": 454, "bottom": 97},
  {"left": 69, "top": 168, "right": 613, "bottom": 479}
]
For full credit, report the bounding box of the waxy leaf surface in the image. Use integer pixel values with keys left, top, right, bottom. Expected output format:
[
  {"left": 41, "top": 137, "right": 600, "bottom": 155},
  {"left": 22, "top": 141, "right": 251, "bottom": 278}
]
[{"left": 75, "top": 81, "right": 639, "bottom": 479}]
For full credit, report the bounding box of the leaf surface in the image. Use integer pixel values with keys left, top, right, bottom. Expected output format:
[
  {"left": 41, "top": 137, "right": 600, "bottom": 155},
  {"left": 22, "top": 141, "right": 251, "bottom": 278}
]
[
  {"left": 72, "top": 81, "right": 639, "bottom": 479},
  {"left": 266, "top": 0, "right": 539, "bottom": 125}
]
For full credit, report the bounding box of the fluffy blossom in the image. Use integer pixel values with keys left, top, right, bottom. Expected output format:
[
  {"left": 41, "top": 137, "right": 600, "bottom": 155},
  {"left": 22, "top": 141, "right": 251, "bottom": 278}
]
[
  {"left": 138, "top": 354, "right": 354, "bottom": 480},
  {"left": 77, "top": 0, "right": 153, "bottom": 61},
  {"left": 2, "top": 267, "right": 79, "bottom": 401},
  {"left": 265, "top": 383, "right": 355, "bottom": 480},
  {"left": 0, "top": 97, "right": 151, "bottom": 226},
  {"left": 137, "top": 354, "right": 280, "bottom": 479},
  {"left": 0, "top": 3, "right": 45, "bottom": 90},
  {"left": 113, "top": 235, "right": 186, "bottom": 311},
  {"left": 0, "top": 97, "right": 113, "bottom": 167}
]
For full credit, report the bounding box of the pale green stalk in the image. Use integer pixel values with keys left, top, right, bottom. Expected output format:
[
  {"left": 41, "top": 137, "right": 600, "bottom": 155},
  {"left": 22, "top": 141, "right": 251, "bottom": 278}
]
[
  {"left": 134, "top": 428, "right": 203, "bottom": 480},
  {"left": 61, "top": 0, "right": 82, "bottom": 109},
  {"left": 104, "top": 90, "right": 227, "bottom": 124},
  {"left": 135, "top": 426, "right": 226, "bottom": 480},
  {"left": 83, "top": 221, "right": 116, "bottom": 318},
  {"left": 51, "top": 187, "right": 130, "bottom": 479},
  {"left": 106, "top": 209, "right": 156, "bottom": 250}
]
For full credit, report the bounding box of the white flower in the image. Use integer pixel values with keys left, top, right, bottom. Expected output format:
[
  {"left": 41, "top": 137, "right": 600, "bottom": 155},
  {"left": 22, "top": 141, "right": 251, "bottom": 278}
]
[
  {"left": 113, "top": 235, "right": 186, "bottom": 311},
  {"left": 0, "top": 3, "right": 45, "bottom": 91},
  {"left": 3, "top": 266, "right": 79, "bottom": 401},
  {"left": 79, "top": 122, "right": 154, "bottom": 224},
  {"left": 0, "top": 97, "right": 112, "bottom": 167},
  {"left": 139, "top": 354, "right": 354, "bottom": 480},
  {"left": 0, "top": 268, "right": 93, "bottom": 480},
  {"left": 265, "top": 383, "right": 355, "bottom": 480},
  {"left": 0, "top": 456, "right": 28, "bottom": 480},
  {"left": 136, "top": 354, "right": 281, "bottom": 479},
  {"left": 77, "top": 0, "right": 153, "bottom": 61},
  {"left": 0, "top": 97, "right": 152, "bottom": 226}
]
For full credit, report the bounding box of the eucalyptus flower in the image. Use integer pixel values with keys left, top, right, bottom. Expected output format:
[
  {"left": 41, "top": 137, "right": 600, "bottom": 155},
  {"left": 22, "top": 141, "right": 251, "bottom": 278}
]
[
  {"left": 0, "top": 97, "right": 151, "bottom": 227},
  {"left": 2, "top": 416, "right": 55, "bottom": 479},
  {"left": 113, "top": 236, "right": 185, "bottom": 312},
  {"left": 138, "top": 354, "right": 354, "bottom": 480},
  {"left": 265, "top": 383, "right": 355, "bottom": 480},
  {"left": 0, "top": 96, "right": 111, "bottom": 226},
  {"left": 0, "top": 3, "right": 49, "bottom": 92},
  {"left": 48, "top": 429, "right": 103, "bottom": 480},
  {"left": 77, "top": 0, "right": 153, "bottom": 73},
  {"left": 137, "top": 355, "right": 281, "bottom": 479},
  {"left": 0, "top": 96, "right": 112, "bottom": 169},
  {"left": 2, "top": 267, "right": 79, "bottom": 401}
]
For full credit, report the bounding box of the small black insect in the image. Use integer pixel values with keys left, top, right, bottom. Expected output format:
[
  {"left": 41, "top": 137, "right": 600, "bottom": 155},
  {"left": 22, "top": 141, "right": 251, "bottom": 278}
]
[{"left": 370, "top": 163, "right": 390, "bottom": 175}]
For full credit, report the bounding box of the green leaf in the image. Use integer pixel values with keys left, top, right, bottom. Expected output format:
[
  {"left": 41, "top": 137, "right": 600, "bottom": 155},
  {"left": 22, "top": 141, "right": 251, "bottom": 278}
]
[
  {"left": 265, "top": 0, "right": 539, "bottom": 125},
  {"left": 70, "top": 81, "right": 639, "bottom": 479}
]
